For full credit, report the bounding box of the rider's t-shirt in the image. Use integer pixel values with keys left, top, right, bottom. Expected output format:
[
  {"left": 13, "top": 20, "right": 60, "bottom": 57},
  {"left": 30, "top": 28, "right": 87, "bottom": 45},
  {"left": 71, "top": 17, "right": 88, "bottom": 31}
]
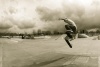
[{"left": 64, "top": 19, "right": 77, "bottom": 29}]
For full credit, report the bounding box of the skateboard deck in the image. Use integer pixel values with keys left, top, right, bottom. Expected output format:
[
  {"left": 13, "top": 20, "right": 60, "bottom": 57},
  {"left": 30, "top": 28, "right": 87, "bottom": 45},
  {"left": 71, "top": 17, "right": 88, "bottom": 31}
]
[{"left": 64, "top": 37, "right": 72, "bottom": 48}]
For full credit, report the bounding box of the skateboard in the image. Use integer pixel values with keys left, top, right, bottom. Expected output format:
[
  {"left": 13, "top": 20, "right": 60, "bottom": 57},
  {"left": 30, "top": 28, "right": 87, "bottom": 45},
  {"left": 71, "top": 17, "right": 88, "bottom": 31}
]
[{"left": 64, "top": 36, "right": 72, "bottom": 48}]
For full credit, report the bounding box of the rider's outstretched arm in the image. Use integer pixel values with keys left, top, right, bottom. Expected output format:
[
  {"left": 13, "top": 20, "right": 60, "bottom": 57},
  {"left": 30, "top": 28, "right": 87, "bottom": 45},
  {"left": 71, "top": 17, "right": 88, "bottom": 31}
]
[{"left": 59, "top": 18, "right": 69, "bottom": 24}]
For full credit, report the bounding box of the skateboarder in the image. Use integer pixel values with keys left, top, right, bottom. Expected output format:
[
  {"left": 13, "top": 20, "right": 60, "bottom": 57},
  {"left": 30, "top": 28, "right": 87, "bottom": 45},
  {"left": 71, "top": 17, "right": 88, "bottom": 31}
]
[{"left": 59, "top": 18, "right": 77, "bottom": 48}]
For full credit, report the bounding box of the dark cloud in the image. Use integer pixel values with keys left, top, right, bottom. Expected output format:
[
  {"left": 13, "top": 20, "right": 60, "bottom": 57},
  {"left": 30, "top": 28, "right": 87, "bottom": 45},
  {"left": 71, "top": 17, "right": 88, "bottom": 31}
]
[
  {"left": 0, "top": 24, "right": 12, "bottom": 29},
  {"left": 0, "top": 19, "right": 13, "bottom": 29},
  {"left": 36, "top": 7, "right": 64, "bottom": 21},
  {"left": 36, "top": 6, "right": 66, "bottom": 32},
  {"left": 36, "top": 0, "right": 100, "bottom": 31},
  {"left": 17, "top": 20, "right": 35, "bottom": 29}
]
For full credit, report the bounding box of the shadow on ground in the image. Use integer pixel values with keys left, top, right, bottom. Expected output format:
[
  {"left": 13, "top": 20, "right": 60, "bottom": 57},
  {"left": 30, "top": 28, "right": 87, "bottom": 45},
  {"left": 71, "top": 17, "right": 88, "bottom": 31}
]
[{"left": 20, "top": 52, "right": 98, "bottom": 67}]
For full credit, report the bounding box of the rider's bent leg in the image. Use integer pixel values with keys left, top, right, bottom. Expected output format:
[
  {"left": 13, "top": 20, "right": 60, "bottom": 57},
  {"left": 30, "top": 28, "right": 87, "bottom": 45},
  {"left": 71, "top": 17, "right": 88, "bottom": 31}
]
[
  {"left": 65, "top": 32, "right": 73, "bottom": 38},
  {"left": 65, "top": 25, "right": 73, "bottom": 39}
]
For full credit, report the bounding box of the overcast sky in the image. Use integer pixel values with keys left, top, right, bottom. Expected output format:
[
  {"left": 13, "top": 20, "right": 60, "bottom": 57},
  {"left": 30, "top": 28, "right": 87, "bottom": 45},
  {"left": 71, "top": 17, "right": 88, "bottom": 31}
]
[{"left": 0, "top": 0, "right": 100, "bottom": 33}]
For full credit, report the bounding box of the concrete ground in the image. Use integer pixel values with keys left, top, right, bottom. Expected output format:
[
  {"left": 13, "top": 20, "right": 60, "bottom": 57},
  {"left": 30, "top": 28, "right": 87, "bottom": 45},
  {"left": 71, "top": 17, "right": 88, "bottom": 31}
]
[{"left": 0, "top": 35, "right": 100, "bottom": 67}]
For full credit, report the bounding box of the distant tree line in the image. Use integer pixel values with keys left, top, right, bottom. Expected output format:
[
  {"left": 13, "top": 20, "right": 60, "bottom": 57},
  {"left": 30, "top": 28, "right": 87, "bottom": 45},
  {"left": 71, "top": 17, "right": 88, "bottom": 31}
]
[
  {"left": 33, "top": 29, "right": 64, "bottom": 36},
  {"left": 0, "top": 29, "right": 64, "bottom": 39},
  {"left": 0, "top": 29, "right": 100, "bottom": 38},
  {"left": 79, "top": 29, "right": 100, "bottom": 36}
]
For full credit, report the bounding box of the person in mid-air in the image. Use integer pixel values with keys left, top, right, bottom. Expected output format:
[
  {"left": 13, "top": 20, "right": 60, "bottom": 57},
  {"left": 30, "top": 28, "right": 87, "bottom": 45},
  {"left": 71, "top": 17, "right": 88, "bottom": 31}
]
[{"left": 59, "top": 18, "right": 77, "bottom": 41}]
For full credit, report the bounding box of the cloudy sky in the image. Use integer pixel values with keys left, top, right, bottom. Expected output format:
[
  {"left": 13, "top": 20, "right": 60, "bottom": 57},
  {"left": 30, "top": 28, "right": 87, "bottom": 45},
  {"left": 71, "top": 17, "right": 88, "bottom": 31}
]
[{"left": 0, "top": 0, "right": 100, "bottom": 33}]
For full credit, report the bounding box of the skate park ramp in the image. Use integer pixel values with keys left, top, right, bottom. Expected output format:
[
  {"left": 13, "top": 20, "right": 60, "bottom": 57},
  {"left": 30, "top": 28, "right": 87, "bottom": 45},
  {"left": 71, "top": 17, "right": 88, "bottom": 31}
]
[
  {"left": 0, "top": 35, "right": 100, "bottom": 67},
  {"left": 78, "top": 34, "right": 89, "bottom": 38},
  {"left": 92, "top": 35, "right": 100, "bottom": 40}
]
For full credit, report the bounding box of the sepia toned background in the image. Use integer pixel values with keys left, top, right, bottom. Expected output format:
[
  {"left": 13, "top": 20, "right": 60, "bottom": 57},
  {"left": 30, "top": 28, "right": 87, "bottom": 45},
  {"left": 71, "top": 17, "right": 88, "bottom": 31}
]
[{"left": 1, "top": 0, "right": 100, "bottom": 67}]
